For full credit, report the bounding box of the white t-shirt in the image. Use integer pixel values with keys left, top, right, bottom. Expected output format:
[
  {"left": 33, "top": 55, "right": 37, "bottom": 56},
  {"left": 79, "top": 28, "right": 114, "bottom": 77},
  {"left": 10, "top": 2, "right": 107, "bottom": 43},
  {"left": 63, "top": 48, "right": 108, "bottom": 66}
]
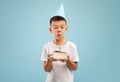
[{"left": 41, "top": 41, "right": 79, "bottom": 82}]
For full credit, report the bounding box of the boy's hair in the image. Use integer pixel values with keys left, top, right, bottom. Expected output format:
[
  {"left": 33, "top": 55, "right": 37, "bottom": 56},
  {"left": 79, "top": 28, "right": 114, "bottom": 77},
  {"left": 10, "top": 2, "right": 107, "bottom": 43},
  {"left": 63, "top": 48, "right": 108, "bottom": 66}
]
[{"left": 50, "top": 16, "right": 67, "bottom": 25}]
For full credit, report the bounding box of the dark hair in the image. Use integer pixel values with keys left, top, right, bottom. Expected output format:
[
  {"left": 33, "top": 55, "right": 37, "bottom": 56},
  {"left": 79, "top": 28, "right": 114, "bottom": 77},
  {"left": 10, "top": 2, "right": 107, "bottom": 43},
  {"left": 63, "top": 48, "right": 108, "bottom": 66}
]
[{"left": 50, "top": 16, "right": 67, "bottom": 25}]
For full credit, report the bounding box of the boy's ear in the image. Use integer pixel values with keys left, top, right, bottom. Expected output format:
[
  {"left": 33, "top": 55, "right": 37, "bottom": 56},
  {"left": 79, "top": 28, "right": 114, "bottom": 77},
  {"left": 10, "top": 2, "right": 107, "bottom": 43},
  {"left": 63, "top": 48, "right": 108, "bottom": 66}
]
[
  {"left": 66, "top": 26, "right": 68, "bottom": 31},
  {"left": 49, "top": 27, "right": 52, "bottom": 33}
]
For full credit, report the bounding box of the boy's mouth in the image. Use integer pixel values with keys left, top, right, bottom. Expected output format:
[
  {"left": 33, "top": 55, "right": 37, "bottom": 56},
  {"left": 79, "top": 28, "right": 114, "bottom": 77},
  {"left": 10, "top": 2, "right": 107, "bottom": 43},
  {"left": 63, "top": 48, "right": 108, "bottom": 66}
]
[{"left": 57, "top": 34, "right": 61, "bottom": 36}]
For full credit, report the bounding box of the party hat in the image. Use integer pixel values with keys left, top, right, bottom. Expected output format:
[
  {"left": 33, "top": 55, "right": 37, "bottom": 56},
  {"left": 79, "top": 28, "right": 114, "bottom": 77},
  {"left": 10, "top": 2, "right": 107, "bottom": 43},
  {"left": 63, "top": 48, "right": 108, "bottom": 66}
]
[{"left": 53, "top": 3, "right": 65, "bottom": 18}]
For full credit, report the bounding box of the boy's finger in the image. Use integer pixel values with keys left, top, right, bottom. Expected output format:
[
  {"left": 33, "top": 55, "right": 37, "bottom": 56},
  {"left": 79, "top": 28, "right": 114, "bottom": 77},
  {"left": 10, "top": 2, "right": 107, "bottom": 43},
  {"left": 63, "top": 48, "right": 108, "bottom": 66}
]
[{"left": 48, "top": 54, "right": 52, "bottom": 57}]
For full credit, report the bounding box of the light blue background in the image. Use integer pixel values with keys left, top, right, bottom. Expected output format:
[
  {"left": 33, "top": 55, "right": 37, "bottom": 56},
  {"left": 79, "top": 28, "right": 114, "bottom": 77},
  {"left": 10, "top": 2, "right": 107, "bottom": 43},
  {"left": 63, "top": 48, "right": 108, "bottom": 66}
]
[{"left": 0, "top": 0, "right": 120, "bottom": 82}]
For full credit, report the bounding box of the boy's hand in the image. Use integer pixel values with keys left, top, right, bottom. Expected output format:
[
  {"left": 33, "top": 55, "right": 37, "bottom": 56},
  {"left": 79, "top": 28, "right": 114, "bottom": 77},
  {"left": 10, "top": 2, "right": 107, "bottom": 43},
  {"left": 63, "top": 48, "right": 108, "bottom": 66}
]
[
  {"left": 60, "top": 55, "right": 70, "bottom": 62},
  {"left": 48, "top": 54, "right": 57, "bottom": 61},
  {"left": 64, "top": 55, "right": 70, "bottom": 62}
]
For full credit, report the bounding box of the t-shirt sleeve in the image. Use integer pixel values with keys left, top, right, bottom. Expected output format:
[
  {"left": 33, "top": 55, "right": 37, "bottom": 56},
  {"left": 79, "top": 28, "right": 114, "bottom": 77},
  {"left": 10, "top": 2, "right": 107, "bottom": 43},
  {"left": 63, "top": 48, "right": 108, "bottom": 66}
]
[
  {"left": 71, "top": 44, "right": 79, "bottom": 62},
  {"left": 41, "top": 45, "right": 48, "bottom": 61}
]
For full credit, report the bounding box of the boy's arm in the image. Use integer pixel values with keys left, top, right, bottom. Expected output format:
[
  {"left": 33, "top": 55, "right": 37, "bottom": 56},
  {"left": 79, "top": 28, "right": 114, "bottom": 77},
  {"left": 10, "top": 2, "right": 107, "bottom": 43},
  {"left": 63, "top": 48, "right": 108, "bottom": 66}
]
[
  {"left": 44, "top": 58, "right": 52, "bottom": 72},
  {"left": 66, "top": 57, "right": 78, "bottom": 70}
]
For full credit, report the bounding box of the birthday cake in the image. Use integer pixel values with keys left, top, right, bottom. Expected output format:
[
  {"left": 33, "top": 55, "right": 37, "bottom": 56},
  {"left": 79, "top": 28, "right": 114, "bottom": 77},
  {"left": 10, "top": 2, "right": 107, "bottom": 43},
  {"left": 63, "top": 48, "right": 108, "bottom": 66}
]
[{"left": 52, "top": 51, "right": 67, "bottom": 60}]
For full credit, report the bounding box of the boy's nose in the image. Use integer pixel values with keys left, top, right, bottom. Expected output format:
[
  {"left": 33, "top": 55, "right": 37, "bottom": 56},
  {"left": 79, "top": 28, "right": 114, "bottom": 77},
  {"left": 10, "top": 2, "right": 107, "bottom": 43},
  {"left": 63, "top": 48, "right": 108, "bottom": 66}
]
[
  {"left": 57, "top": 30, "right": 61, "bottom": 33},
  {"left": 57, "top": 28, "right": 61, "bottom": 32}
]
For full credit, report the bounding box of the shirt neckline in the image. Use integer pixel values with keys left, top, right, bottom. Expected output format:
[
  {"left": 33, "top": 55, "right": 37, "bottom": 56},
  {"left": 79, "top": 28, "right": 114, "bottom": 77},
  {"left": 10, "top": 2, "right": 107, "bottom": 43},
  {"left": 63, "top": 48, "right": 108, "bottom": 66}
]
[{"left": 52, "top": 40, "right": 69, "bottom": 48}]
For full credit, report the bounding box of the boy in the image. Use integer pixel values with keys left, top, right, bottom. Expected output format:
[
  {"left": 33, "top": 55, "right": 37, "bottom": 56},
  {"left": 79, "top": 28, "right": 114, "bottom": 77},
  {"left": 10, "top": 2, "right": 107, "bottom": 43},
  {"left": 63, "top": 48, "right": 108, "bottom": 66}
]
[{"left": 41, "top": 16, "right": 79, "bottom": 82}]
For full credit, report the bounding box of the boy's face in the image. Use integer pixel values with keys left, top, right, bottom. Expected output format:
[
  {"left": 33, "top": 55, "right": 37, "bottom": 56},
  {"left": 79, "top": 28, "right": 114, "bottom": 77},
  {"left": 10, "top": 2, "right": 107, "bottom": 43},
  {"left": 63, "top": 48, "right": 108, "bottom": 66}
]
[{"left": 49, "top": 20, "right": 68, "bottom": 40}]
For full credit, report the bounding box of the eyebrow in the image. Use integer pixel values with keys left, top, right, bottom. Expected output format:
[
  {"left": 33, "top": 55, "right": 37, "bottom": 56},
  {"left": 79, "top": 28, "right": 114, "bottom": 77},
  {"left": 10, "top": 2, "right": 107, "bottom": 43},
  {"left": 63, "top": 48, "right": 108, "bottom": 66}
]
[
  {"left": 61, "top": 25, "right": 66, "bottom": 26},
  {"left": 52, "top": 24, "right": 66, "bottom": 27},
  {"left": 53, "top": 25, "right": 58, "bottom": 26}
]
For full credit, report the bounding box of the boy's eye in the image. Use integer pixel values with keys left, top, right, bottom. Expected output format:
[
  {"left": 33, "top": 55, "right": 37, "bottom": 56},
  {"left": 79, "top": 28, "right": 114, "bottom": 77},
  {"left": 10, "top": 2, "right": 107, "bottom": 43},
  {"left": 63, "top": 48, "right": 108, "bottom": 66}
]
[
  {"left": 54, "top": 27, "right": 58, "bottom": 29},
  {"left": 53, "top": 26, "right": 58, "bottom": 29},
  {"left": 61, "top": 26, "right": 64, "bottom": 29}
]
